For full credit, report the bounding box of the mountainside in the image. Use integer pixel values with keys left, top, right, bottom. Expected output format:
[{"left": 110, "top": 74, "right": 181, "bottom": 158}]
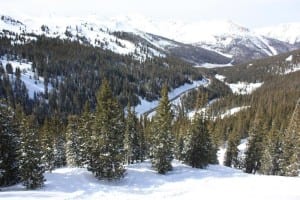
[
  {"left": 1, "top": 14, "right": 299, "bottom": 65},
  {"left": 256, "top": 22, "right": 300, "bottom": 45}
]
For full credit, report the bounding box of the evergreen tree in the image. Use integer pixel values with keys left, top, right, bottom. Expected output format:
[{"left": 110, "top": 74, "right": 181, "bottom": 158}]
[
  {"left": 150, "top": 85, "right": 174, "bottom": 174},
  {"left": 78, "top": 102, "right": 93, "bottom": 166},
  {"left": 89, "top": 79, "right": 125, "bottom": 180},
  {"left": 280, "top": 99, "right": 300, "bottom": 176},
  {"left": 41, "top": 118, "right": 55, "bottom": 172},
  {"left": 0, "top": 103, "right": 20, "bottom": 186},
  {"left": 184, "top": 111, "right": 214, "bottom": 168},
  {"left": 65, "top": 115, "right": 81, "bottom": 167},
  {"left": 51, "top": 117, "right": 66, "bottom": 168},
  {"left": 124, "top": 104, "right": 141, "bottom": 164},
  {"left": 244, "top": 113, "right": 267, "bottom": 174},
  {"left": 19, "top": 116, "right": 45, "bottom": 189},
  {"left": 260, "top": 121, "right": 283, "bottom": 175},
  {"left": 224, "top": 130, "right": 240, "bottom": 168}
]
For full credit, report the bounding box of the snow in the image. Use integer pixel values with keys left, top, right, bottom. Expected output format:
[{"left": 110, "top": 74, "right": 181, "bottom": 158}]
[
  {"left": 195, "top": 62, "right": 233, "bottom": 69},
  {"left": 256, "top": 22, "right": 300, "bottom": 44},
  {"left": 0, "top": 57, "right": 51, "bottom": 98},
  {"left": 1, "top": 160, "right": 300, "bottom": 200},
  {"left": 219, "top": 106, "right": 250, "bottom": 119},
  {"left": 286, "top": 55, "right": 293, "bottom": 62},
  {"left": 0, "top": 14, "right": 165, "bottom": 61},
  {"left": 215, "top": 74, "right": 226, "bottom": 81},
  {"left": 135, "top": 79, "right": 209, "bottom": 116},
  {"left": 215, "top": 74, "right": 263, "bottom": 95},
  {"left": 228, "top": 82, "right": 263, "bottom": 95},
  {"left": 284, "top": 65, "right": 300, "bottom": 74}
]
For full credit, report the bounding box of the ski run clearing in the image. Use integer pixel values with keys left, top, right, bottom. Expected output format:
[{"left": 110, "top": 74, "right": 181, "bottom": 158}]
[
  {"left": 1, "top": 160, "right": 299, "bottom": 200},
  {"left": 215, "top": 74, "right": 263, "bottom": 95}
]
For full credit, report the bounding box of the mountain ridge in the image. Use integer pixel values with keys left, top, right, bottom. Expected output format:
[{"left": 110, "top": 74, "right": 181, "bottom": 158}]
[{"left": 1, "top": 13, "right": 299, "bottom": 65}]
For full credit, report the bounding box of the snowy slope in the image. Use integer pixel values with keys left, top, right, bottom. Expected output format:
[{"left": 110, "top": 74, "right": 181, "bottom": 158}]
[
  {"left": 0, "top": 14, "right": 167, "bottom": 61},
  {"left": 1, "top": 13, "right": 298, "bottom": 65},
  {"left": 1, "top": 160, "right": 299, "bottom": 200},
  {"left": 256, "top": 23, "right": 300, "bottom": 44},
  {"left": 0, "top": 56, "right": 51, "bottom": 98},
  {"left": 215, "top": 74, "right": 263, "bottom": 95},
  {"left": 135, "top": 79, "right": 209, "bottom": 116}
]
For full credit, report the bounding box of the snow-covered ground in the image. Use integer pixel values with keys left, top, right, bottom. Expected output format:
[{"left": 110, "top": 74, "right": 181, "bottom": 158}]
[
  {"left": 215, "top": 74, "right": 263, "bottom": 95},
  {"left": 135, "top": 78, "right": 209, "bottom": 116},
  {"left": 219, "top": 106, "right": 250, "bottom": 119},
  {"left": 0, "top": 57, "right": 51, "bottom": 98},
  {"left": 227, "top": 82, "right": 263, "bottom": 95},
  {"left": 1, "top": 160, "right": 299, "bottom": 200}
]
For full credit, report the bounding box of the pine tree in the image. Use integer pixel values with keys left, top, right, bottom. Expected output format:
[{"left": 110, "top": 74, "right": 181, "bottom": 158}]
[
  {"left": 184, "top": 111, "right": 214, "bottom": 168},
  {"left": 260, "top": 121, "right": 283, "bottom": 175},
  {"left": 51, "top": 117, "right": 66, "bottom": 168},
  {"left": 41, "top": 118, "right": 55, "bottom": 172},
  {"left": 78, "top": 102, "right": 93, "bottom": 167},
  {"left": 150, "top": 85, "right": 174, "bottom": 174},
  {"left": 0, "top": 103, "right": 20, "bottom": 186},
  {"left": 224, "top": 129, "right": 240, "bottom": 168},
  {"left": 65, "top": 115, "right": 81, "bottom": 167},
  {"left": 244, "top": 113, "right": 267, "bottom": 174},
  {"left": 280, "top": 99, "right": 300, "bottom": 176},
  {"left": 89, "top": 79, "right": 125, "bottom": 180},
  {"left": 19, "top": 116, "right": 45, "bottom": 189},
  {"left": 124, "top": 104, "right": 141, "bottom": 164}
]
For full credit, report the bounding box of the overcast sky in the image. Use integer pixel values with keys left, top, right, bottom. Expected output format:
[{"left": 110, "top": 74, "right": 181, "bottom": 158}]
[{"left": 1, "top": 0, "right": 300, "bottom": 28}]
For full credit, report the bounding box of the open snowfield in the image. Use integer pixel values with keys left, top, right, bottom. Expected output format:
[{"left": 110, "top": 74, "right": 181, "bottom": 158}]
[{"left": 1, "top": 160, "right": 299, "bottom": 200}]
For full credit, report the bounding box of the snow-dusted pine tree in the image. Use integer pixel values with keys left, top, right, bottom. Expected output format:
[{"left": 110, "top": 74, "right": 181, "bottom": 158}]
[
  {"left": 78, "top": 102, "right": 94, "bottom": 167},
  {"left": 89, "top": 79, "right": 125, "bottom": 180},
  {"left": 259, "top": 121, "right": 283, "bottom": 175},
  {"left": 280, "top": 99, "right": 300, "bottom": 176},
  {"left": 150, "top": 85, "right": 174, "bottom": 174},
  {"left": 184, "top": 111, "right": 213, "bottom": 168},
  {"left": 19, "top": 116, "right": 45, "bottom": 189},
  {"left": 124, "top": 104, "right": 141, "bottom": 164},
  {"left": 244, "top": 113, "right": 267, "bottom": 174},
  {"left": 0, "top": 104, "right": 20, "bottom": 186},
  {"left": 224, "top": 130, "right": 240, "bottom": 168},
  {"left": 41, "top": 118, "right": 55, "bottom": 172},
  {"left": 65, "top": 115, "right": 81, "bottom": 167}
]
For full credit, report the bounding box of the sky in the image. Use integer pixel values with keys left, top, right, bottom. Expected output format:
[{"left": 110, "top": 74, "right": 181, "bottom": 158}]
[{"left": 1, "top": 0, "right": 300, "bottom": 28}]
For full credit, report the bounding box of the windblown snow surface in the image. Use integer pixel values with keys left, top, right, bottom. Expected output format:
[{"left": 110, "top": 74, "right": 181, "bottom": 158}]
[{"left": 1, "top": 160, "right": 299, "bottom": 200}]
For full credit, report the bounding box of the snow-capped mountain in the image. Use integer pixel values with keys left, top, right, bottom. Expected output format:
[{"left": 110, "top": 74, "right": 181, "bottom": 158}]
[
  {"left": 0, "top": 13, "right": 299, "bottom": 65},
  {"left": 256, "top": 22, "right": 300, "bottom": 45}
]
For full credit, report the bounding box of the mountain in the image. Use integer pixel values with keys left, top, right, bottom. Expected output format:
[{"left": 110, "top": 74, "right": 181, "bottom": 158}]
[
  {"left": 0, "top": 14, "right": 230, "bottom": 65},
  {"left": 1, "top": 14, "right": 299, "bottom": 65},
  {"left": 105, "top": 16, "right": 297, "bottom": 64},
  {"left": 256, "top": 22, "right": 300, "bottom": 45}
]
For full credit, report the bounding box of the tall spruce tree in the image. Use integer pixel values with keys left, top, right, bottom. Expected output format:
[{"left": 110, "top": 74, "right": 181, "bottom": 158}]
[
  {"left": 78, "top": 102, "right": 93, "bottom": 166},
  {"left": 184, "top": 111, "right": 214, "bottom": 168},
  {"left": 19, "top": 116, "right": 45, "bottom": 189},
  {"left": 280, "top": 99, "right": 300, "bottom": 176},
  {"left": 124, "top": 104, "right": 141, "bottom": 164},
  {"left": 260, "top": 121, "right": 283, "bottom": 175},
  {"left": 224, "top": 129, "right": 240, "bottom": 168},
  {"left": 65, "top": 115, "right": 81, "bottom": 167},
  {"left": 150, "top": 85, "right": 174, "bottom": 174},
  {"left": 41, "top": 118, "right": 55, "bottom": 172},
  {"left": 244, "top": 113, "right": 267, "bottom": 174},
  {"left": 0, "top": 103, "right": 20, "bottom": 186},
  {"left": 89, "top": 79, "right": 125, "bottom": 180}
]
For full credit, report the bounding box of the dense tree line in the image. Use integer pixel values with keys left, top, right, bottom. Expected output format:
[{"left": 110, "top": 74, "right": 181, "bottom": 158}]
[
  {"left": 0, "top": 36, "right": 203, "bottom": 123},
  {"left": 0, "top": 80, "right": 218, "bottom": 189}
]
